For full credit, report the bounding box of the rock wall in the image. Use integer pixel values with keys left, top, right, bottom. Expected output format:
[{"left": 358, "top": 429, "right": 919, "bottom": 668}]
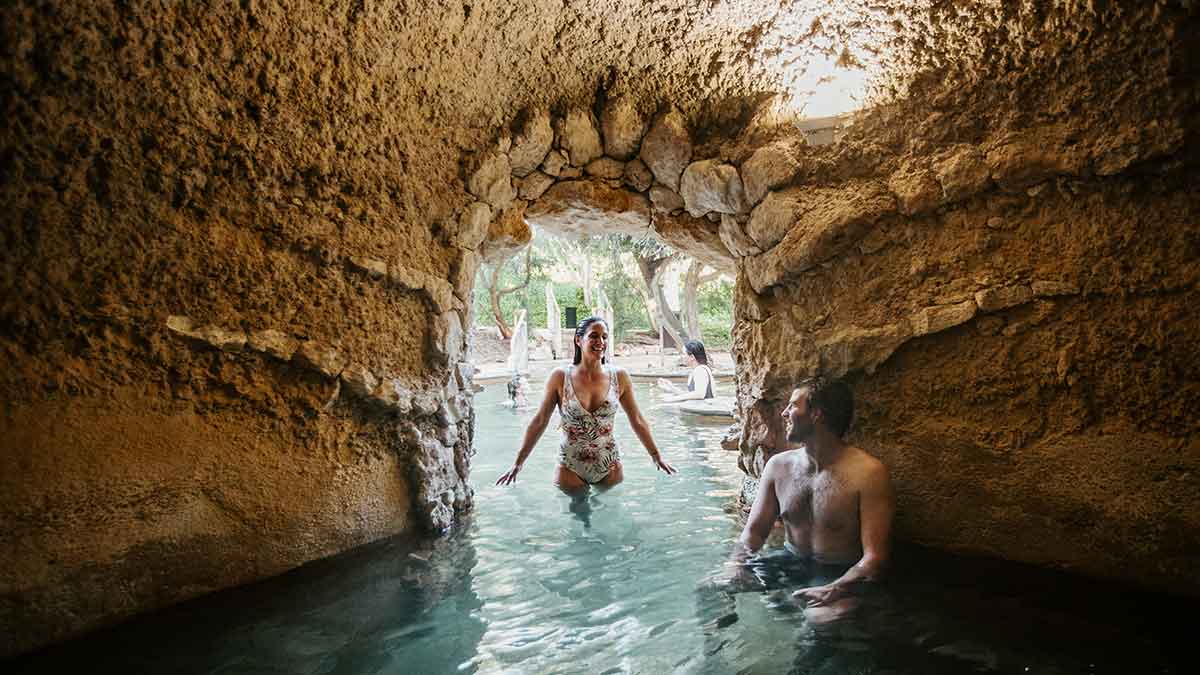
[{"left": 729, "top": 3, "right": 1200, "bottom": 595}]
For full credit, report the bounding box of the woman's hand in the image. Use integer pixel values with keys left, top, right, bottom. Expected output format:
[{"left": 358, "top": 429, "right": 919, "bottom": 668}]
[
  {"left": 495, "top": 464, "right": 523, "bottom": 486},
  {"left": 649, "top": 451, "right": 677, "bottom": 474}
]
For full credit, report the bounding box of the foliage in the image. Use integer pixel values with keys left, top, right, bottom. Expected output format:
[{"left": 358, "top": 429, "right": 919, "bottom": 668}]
[
  {"left": 697, "top": 278, "right": 734, "bottom": 348},
  {"left": 472, "top": 230, "right": 731, "bottom": 349}
]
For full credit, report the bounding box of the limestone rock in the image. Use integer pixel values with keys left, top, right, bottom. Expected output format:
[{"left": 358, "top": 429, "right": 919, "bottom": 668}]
[
  {"left": 516, "top": 171, "right": 555, "bottom": 200},
  {"left": 975, "top": 285, "right": 1034, "bottom": 313},
  {"left": 584, "top": 157, "right": 625, "bottom": 179},
  {"left": 423, "top": 277, "right": 455, "bottom": 315},
  {"left": 340, "top": 363, "right": 378, "bottom": 399},
  {"left": 429, "top": 310, "right": 464, "bottom": 365},
  {"left": 195, "top": 325, "right": 247, "bottom": 353},
  {"left": 454, "top": 362, "right": 477, "bottom": 390},
  {"left": 887, "top": 166, "right": 942, "bottom": 216},
  {"left": 652, "top": 211, "right": 735, "bottom": 271},
  {"left": 741, "top": 139, "right": 803, "bottom": 206},
  {"left": 456, "top": 202, "right": 492, "bottom": 250},
  {"left": 814, "top": 322, "right": 914, "bottom": 377},
  {"left": 451, "top": 250, "right": 480, "bottom": 303},
  {"left": 248, "top": 329, "right": 299, "bottom": 361},
  {"left": 479, "top": 202, "right": 532, "bottom": 263},
  {"left": 526, "top": 180, "right": 651, "bottom": 238},
  {"left": 744, "top": 181, "right": 896, "bottom": 292},
  {"left": 509, "top": 109, "right": 553, "bottom": 177},
  {"left": 541, "top": 149, "right": 568, "bottom": 177},
  {"left": 935, "top": 145, "right": 991, "bottom": 202},
  {"left": 639, "top": 107, "right": 691, "bottom": 192},
  {"left": 986, "top": 126, "right": 1088, "bottom": 189},
  {"left": 348, "top": 256, "right": 387, "bottom": 279},
  {"left": 166, "top": 315, "right": 197, "bottom": 338},
  {"left": 1032, "top": 280, "right": 1080, "bottom": 297},
  {"left": 746, "top": 189, "right": 803, "bottom": 250},
  {"left": 680, "top": 160, "right": 750, "bottom": 217},
  {"left": 466, "top": 151, "right": 515, "bottom": 210},
  {"left": 719, "top": 214, "right": 763, "bottom": 258},
  {"left": 411, "top": 434, "right": 461, "bottom": 533},
  {"left": 167, "top": 316, "right": 246, "bottom": 353},
  {"left": 911, "top": 300, "right": 977, "bottom": 336},
  {"left": 374, "top": 378, "right": 412, "bottom": 413},
  {"left": 623, "top": 158, "right": 653, "bottom": 192},
  {"left": 648, "top": 185, "right": 684, "bottom": 214},
  {"left": 748, "top": 181, "right": 895, "bottom": 254},
  {"left": 294, "top": 340, "right": 348, "bottom": 378},
  {"left": 559, "top": 166, "right": 582, "bottom": 179},
  {"left": 555, "top": 109, "right": 603, "bottom": 166},
  {"left": 600, "top": 95, "right": 646, "bottom": 160},
  {"left": 413, "top": 391, "right": 440, "bottom": 417}
]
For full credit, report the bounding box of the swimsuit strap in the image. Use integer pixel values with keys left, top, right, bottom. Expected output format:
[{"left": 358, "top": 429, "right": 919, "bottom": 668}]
[{"left": 563, "top": 365, "right": 576, "bottom": 405}]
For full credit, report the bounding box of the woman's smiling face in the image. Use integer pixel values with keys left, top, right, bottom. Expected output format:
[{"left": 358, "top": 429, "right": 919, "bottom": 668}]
[{"left": 578, "top": 321, "right": 608, "bottom": 359}]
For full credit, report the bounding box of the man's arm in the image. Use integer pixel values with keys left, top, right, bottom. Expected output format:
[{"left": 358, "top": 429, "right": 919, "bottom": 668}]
[
  {"left": 796, "top": 458, "right": 894, "bottom": 602},
  {"left": 730, "top": 455, "right": 782, "bottom": 564}
]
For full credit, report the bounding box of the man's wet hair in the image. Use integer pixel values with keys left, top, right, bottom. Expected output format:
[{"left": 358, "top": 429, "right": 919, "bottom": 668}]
[{"left": 803, "top": 377, "right": 854, "bottom": 438}]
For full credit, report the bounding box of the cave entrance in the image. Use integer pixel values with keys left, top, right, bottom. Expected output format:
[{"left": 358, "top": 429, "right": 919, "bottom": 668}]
[{"left": 471, "top": 216, "right": 735, "bottom": 373}]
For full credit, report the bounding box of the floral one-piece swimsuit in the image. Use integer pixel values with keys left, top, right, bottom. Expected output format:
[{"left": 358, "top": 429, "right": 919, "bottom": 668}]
[{"left": 558, "top": 365, "right": 621, "bottom": 483}]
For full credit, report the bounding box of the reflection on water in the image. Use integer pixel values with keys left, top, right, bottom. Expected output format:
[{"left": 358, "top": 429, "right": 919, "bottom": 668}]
[{"left": 12, "top": 381, "right": 1192, "bottom": 674}]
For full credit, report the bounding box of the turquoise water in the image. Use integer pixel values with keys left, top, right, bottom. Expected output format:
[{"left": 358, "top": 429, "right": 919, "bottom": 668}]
[{"left": 12, "top": 380, "right": 1190, "bottom": 673}]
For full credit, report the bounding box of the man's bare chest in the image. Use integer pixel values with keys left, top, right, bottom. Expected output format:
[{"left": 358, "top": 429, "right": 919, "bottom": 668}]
[{"left": 779, "top": 472, "right": 859, "bottom": 533}]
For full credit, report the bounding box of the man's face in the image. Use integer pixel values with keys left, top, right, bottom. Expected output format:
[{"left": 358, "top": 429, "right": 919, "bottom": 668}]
[{"left": 782, "top": 388, "right": 816, "bottom": 443}]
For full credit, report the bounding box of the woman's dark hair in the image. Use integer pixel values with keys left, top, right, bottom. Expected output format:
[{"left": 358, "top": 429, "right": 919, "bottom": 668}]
[
  {"left": 573, "top": 316, "right": 608, "bottom": 365},
  {"left": 684, "top": 340, "right": 708, "bottom": 365}
]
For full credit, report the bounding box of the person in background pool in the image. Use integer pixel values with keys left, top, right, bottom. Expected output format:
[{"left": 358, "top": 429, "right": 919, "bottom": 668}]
[
  {"left": 496, "top": 316, "right": 677, "bottom": 492},
  {"left": 506, "top": 373, "right": 529, "bottom": 408},
  {"left": 724, "top": 377, "right": 895, "bottom": 624},
  {"left": 658, "top": 339, "right": 716, "bottom": 402}
]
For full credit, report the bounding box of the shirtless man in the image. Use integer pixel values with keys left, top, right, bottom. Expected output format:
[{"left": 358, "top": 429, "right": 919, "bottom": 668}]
[{"left": 730, "top": 378, "right": 895, "bottom": 621}]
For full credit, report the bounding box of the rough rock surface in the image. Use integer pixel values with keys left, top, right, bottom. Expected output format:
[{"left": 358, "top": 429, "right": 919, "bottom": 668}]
[
  {"left": 741, "top": 139, "right": 805, "bottom": 206},
  {"left": 639, "top": 108, "right": 693, "bottom": 192},
  {"left": 479, "top": 202, "right": 532, "bottom": 263},
  {"left": 555, "top": 109, "right": 603, "bottom": 167},
  {"left": 648, "top": 185, "right": 685, "bottom": 214},
  {"left": 679, "top": 160, "right": 750, "bottom": 217},
  {"left": 509, "top": 110, "right": 554, "bottom": 177},
  {"left": 2, "top": 0, "right": 1197, "bottom": 658},
  {"left": 623, "top": 159, "right": 654, "bottom": 192},
  {"left": 745, "top": 182, "right": 896, "bottom": 292},
  {"left": 600, "top": 96, "right": 647, "bottom": 160},
  {"left": 525, "top": 180, "right": 651, "bottom": 238}
]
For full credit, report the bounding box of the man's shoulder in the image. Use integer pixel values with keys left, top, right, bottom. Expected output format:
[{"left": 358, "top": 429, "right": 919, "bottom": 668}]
[
  {"left": 844, "top": 446, "right": 890, "bottom": 482},
  {"left": 764, "top": 449, "right": 806, "bottom": 473}
]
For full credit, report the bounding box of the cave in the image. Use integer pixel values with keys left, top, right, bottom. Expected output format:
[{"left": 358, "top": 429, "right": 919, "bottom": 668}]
[{"left": 2, "top": 0, "right": 1198, "bottom": 666}]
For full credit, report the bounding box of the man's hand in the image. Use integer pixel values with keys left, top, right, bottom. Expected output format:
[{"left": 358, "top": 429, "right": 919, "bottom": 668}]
[{"left": 791, "top": 583, "right": 846, "bottom": 606}]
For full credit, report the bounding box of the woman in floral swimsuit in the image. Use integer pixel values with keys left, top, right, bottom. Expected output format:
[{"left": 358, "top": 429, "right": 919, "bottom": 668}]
[{"left": 496, "top": 316, "right": 676, "bottom": 491}]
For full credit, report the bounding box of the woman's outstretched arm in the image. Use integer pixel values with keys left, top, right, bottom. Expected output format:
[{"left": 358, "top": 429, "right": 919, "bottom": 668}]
[
  {"left": 616, "top": 369, "right": 677, "bottom": 474},
  {"left": 496, "top": 369, "right": 564, "bottom": 486}
]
